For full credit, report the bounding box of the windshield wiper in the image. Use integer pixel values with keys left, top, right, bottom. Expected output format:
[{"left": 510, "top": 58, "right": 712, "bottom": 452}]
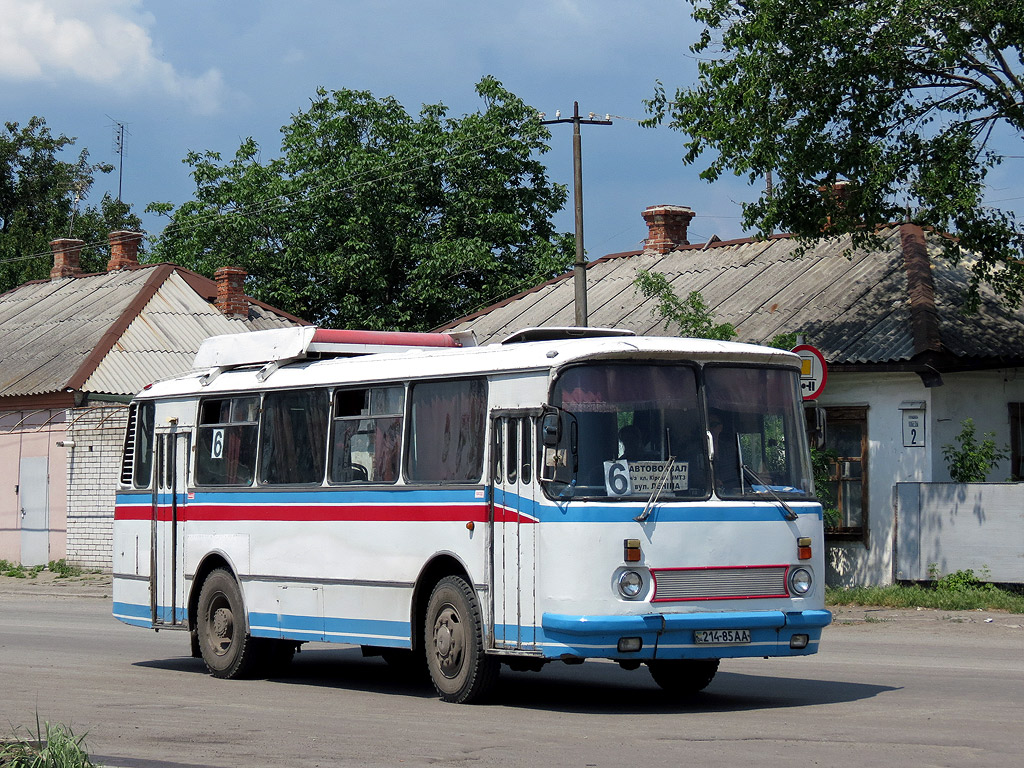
[
  {"left": 635, "top": 454, "right": 676, "bottom": 522},
  {"left": 736, "top": 435, "right": 798, "bottom": 521}
]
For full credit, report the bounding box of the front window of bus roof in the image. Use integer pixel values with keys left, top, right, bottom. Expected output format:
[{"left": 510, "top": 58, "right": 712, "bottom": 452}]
[
  {"left": 704, "top": 366, "right": 813, "bottom": 499},
  {"left": 546, "top": 363, "right": 709, "bottom": 500}
]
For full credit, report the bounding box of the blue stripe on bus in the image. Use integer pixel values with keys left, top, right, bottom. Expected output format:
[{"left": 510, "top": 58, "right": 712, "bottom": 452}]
[
  {"left": 248, "top": 612, "right": 411, "bottom": 647},
  {"left": 114, "top": 598, "right": 826, "bottom": 659},
  {"left": 112, "top": 601, "right": 186, "bottom": 627},
  {"left": 118, "top": 489, "right": 822, "bottom": 525}
]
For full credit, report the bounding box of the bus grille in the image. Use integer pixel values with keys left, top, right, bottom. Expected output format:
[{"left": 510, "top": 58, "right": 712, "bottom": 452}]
[{"left": 651, "top": 565, "right": 789, "bottom": 602}]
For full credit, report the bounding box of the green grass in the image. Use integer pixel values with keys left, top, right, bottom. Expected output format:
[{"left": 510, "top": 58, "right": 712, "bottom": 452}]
[
  {"left": 0, "top": 719, "right": 94, "bottom": 767},
  {"left": 0, "top": 561, "right": 43, "bottom": 579},
  {"left": 0, "top": 560, "right": 83, "bottom": 579},
  {"left": 827, "top": 583, "right": 1024, "bottom": 613},
  {"left": 46, "top": 560, "right": 82, "bottom": 579}
]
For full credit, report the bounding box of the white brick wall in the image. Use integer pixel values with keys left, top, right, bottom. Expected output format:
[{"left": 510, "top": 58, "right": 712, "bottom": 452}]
[{"left": 65, "top": 405, "right": 129, "bottom": 570}]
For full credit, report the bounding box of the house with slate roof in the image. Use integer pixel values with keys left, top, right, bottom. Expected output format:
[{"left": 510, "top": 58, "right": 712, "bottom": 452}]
[
  {"left": 440, "top": 206, "right": 1024, "bottom": 586},
  {"left": 0, "top": 232, "right": 305, "bottom": 569}
]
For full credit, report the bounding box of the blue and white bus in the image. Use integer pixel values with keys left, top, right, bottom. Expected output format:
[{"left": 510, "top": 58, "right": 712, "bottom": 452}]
[{"left": 113, "top": 326, "right": 830, "bottom": 703}]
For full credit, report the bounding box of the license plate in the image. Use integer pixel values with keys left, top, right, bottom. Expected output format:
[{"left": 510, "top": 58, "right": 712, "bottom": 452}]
[{"left": 694, "top": 628, "right": 751, "bottom": 645}]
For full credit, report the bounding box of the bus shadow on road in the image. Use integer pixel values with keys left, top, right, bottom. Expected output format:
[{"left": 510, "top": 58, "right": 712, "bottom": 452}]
[{"left": 135, "top": 647, "right": 897, "bottom": 713}]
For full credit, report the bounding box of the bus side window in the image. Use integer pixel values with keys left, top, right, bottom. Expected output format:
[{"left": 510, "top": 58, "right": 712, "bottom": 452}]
[
  {"left": 521, "top": 417, "right": 532, "bottom": 484},
  {"left": 259, "top": 389, "right": 329, "bottom": 485},
  {"left": 329, "top": 385, "right": 404, "bottom": 484},
  {"left": 120, "top": 401, "right": 156, "bottom": 488},
  {"left": 196, "top": 396, "right": 260, "bottom": 486},
  {"left": 407, "top": 378, "right": 487, "bottom": 484}
]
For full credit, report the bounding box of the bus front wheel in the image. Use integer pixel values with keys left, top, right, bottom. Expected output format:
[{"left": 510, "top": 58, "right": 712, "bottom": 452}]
[
  {"left": 196, "top": 568, "right": 262, "bottom": 679},
  {"left": 647, "top": 658, "right": 720, "bottom": 695},
  {"left": 424, "top": 575, "right": 498, "bottom": 703}
]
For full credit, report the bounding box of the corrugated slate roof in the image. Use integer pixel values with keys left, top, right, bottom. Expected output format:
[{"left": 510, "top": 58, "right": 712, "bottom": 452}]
[
  {"left": 0, "top": 264, "right": 303, "bottom": 400},
  {"left": 442, "top": 224, "right": 1024, "bottom": 368}
]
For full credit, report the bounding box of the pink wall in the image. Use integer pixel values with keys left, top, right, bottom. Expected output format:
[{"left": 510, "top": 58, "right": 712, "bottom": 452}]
[{"left": 0, "top": 410, "right": 68, "bottom": 564}]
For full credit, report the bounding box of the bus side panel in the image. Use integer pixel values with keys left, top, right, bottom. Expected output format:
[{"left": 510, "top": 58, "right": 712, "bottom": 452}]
[
  {"left": 112, "top": 491, "right": 153, "bottom": 627},
  {"left": 184, "top": 490, "right": 490, "bottom": 649}
]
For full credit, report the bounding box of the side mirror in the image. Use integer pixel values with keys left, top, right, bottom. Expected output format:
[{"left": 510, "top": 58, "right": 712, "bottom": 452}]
[{"left": 541, "top": 411, "right": 561, "bottom": 447}]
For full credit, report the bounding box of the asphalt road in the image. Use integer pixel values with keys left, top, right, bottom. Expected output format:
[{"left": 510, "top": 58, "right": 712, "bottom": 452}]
[{"left": 1, "top": 575, "right": 1022, "bottom": 768}]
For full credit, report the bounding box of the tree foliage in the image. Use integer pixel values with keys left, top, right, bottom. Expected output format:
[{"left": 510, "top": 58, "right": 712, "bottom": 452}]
[
  {"left": 148, "top": 76, "right": 574, "bottom": 329},
  {"left": 0, "top": 117, "right": 141, "bottom": 294},
  {"left": 941, "top": 418, "right": 1010, "bottom": 482},
  {"left": 634, "top": 268, "right": 737, "bottom": 339},
  {"left": 647, "top": 1, "right": 1024, "bottom": 308}
]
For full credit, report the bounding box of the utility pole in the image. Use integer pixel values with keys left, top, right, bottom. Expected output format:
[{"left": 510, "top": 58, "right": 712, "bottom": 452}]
[
  {"left": 108, "top": 117, "right": 130, "bottom": 203},
  {"left": 541, "top": 103, "right": 612, "bottom": 327}
]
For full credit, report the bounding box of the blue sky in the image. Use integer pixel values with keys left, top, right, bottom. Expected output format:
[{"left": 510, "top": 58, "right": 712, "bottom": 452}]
[
  {"left": 6, "top": 0, "right": 1021, "bottom": 269},
  {"left": 1, "top": 0, "right": 759, "bottom": 261}
]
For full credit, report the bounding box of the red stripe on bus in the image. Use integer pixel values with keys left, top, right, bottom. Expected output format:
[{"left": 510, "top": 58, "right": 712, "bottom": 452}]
[{"left": 115, "top": 503, "right": 492, "bottom": 523}]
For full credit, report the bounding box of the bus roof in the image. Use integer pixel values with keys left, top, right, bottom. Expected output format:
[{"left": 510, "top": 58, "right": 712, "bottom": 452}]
[{"left": 136, "top": 329, "right": 801, "bottom": 400}]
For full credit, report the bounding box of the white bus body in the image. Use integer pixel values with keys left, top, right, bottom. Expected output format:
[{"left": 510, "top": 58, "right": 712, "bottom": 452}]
[{"left": 113, "top": 328, "right": 830, "bottom": 702}]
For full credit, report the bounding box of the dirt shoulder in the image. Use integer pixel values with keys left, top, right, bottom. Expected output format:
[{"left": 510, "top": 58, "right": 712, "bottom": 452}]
[
  {"left": 0, "top": 570, "right": 112, "bottom": 599},
  {"left": 828, "top": 603, "right": 1024, "bottom": 630}
]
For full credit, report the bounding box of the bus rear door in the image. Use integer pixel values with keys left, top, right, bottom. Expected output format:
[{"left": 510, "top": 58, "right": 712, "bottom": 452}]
[
  {"left": 490, "top": 412, "right": 539, "bottom": 653},
  {"left": 151, "top": 427, "right": 189, "bottom": 627}
]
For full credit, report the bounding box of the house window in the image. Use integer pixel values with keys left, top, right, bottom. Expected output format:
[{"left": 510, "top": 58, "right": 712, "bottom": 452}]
[
  {"left": 821, "top": 406, "right": 868, "bottom": 540},
  {"left": 1009, "top": 404, "right": 1024, "bottom": 480}
]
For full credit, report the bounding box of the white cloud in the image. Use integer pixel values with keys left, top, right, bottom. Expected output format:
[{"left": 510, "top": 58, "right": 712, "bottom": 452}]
[{"left": 0, "top": 0, "right": 226, "bottom": 114}]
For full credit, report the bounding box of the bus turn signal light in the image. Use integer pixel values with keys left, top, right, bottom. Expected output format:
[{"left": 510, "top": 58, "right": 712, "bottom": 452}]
[
  {"left": 624, "top": 539, "right": 642, "bottom": 562},
  {"left": 797, "top": 537, "right": 812, "bottom": 560}
]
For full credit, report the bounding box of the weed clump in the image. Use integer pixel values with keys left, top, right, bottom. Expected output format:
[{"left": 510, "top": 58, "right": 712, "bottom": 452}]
[{"left": 0, "top": 719, "right": 94, "bottom": 767}]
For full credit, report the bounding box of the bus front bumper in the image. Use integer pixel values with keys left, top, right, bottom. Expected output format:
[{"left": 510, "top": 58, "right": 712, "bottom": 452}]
[{"left": 538, "top": 609, "right": 832, "bottom": 660}]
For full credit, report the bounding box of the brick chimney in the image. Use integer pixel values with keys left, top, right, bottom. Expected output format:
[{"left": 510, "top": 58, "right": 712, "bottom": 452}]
[
  {"left": 214, "top": 266, "right": 249, "bottom": 318},
  {"left": 50, "top": 238, "right": 85, "bottom": 279},
  {"left": 818, "top": 180, "right": 854, "bottom": 231},
  {"left": 107, "top": 230, "right": 143, "bottom": 271},
  {"left": 642, "top": 205, "right": 695, "bottom": 254}
]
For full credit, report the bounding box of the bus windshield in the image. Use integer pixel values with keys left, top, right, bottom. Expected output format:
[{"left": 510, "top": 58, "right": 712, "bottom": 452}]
[
  {"left": 704, "top": 365, "right": 813, "bottom": 500},
  {"left": 545, "top": 362, "right": 812, "bottom": 501}
]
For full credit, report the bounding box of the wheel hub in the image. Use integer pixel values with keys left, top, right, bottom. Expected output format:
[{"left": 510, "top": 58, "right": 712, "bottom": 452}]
[
  {"left": 211, "top": 606, "right": 233, "bottom": 654},
  {"left": 432, "top": 605, "right": 463, "bottom": 678}
]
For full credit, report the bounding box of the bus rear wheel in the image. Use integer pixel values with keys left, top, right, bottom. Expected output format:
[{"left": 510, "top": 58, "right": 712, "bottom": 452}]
[
  {"left": 647, "top": 658, "right": 720, "bottom": 695},
  {"left": 425, "top": 575, "right": 498, "bottom": 703},
  {"left": 196, "top": 568, "right": 262, "bottom": 679}
]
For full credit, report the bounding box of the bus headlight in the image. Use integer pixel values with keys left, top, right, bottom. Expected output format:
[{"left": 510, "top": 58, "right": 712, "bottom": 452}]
[
  {"left": 789, "top": 567, "right": 812, "bottom": 596},
  {"left": 617, "top": 570, "right": 644, "bottom": 599}
]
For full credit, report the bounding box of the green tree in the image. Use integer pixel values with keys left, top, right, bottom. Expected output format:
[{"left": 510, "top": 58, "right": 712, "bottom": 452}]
[
  {"left": 942, "top": 418, "right": 1010, "bottom": 482},
  {"left": 148, "top": 76, "right": 573, "bottom": 329},
  {"left": 0, "top": 117, "right": 140, "bottom": 293},
  {"left": 634, "top": 268, "right": 737, "bottom": 339},
  {"left": 646, "top": 1, "right": 1024, "bottom": 309}
]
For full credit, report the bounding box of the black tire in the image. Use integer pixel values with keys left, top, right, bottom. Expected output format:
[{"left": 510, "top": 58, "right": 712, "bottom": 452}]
[
  {"left": 647, "top": 658, "right": 720, "bottom": 694},
  {"left": 196, "top": 568, "right": 262, "bottom": 679},
  {"left": 424, "top": 575, "right": 499, "bottom": 703}
]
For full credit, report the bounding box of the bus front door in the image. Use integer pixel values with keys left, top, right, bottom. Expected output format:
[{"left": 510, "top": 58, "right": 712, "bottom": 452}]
[
  {"left": 490, "top": 413, "right": 538, "bottom": 652},
  {"left": 151, "top": 429, "right": 189, "bottom": 627}
]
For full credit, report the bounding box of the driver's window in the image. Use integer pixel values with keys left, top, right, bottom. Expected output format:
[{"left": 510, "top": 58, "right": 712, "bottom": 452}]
[{"left": 329, "top": 385, "right": 404, "bottom": 484}]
